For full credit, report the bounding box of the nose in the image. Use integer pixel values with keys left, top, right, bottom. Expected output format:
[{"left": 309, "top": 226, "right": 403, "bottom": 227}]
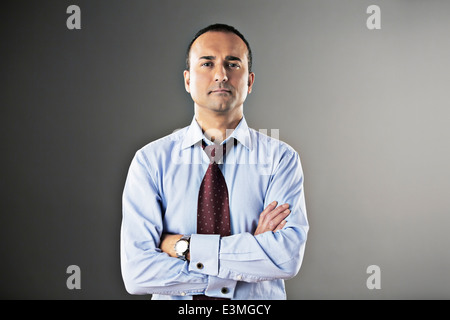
[{"left": 214, "top": 65, "right": 228, "bottom": 82}]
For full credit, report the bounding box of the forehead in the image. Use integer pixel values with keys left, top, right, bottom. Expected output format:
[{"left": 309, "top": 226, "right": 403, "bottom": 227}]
[{"left": 190, "top": 31, "right": 248, "bottom": 59}]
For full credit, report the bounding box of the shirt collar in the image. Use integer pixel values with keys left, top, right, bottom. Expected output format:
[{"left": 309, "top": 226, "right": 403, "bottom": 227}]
[
  {"left": 181, "top": 115, "right": 252, "bottom": 150},
  {"left": 227, "top": 116, "right": 252, "bottom": 150},
  {"left": 181, "top": 116, "right": 204, "bottom": 150}
]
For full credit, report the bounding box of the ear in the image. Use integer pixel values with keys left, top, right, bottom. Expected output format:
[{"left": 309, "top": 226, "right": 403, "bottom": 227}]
[
  {"left": 247, "top": 72, "right": 255, "bottom": 94},
  {"left": 183, "top": 70, "right": 191, "bottom": 93}
]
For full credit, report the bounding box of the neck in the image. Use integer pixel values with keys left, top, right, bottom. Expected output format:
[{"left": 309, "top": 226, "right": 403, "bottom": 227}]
[{"left": 195, "top": 105, "right": 243, "bottom": 144}]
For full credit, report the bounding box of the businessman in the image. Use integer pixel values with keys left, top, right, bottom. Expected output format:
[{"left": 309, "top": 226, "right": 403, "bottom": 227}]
[{"left": 121, "top": 23, "right": 309, "bottom": 300}]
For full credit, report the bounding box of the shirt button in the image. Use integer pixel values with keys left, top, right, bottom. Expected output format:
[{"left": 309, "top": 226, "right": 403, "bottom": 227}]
[
  {"left": 236, "top": 275, "right": 242, "bottom": 280},
  {"left": 196, "top": 262, "right": 204, "bottom": 270},
  {"left": 221, "top": 287, "right": 229, "bottom": 294},
  {"left": 180, "top": 292, "right": 186, "bottom": 296}
]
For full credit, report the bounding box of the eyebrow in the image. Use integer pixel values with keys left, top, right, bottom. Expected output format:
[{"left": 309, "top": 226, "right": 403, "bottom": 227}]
[{"left": 199, "top": 55, "right": 242, "bottom": 62}]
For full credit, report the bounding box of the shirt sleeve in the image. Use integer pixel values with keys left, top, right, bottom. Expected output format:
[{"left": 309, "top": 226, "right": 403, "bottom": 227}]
[
  {"left": 189, "top": 150, "right": 309, "bottom": 283},
  {"left": 120, "top": 149, "right": 208, "bottom": 296}
]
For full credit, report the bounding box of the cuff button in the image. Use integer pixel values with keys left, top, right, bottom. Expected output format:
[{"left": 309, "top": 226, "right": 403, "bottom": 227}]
[
  {"left": 221, "top": 287, "right": 229, "bottom": 294},
  {"left": 196, "top": 262, "right": 204, "bottom": 270}
]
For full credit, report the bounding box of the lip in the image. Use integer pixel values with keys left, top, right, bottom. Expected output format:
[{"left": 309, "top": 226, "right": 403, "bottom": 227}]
[{"left": 210, "top": 89, "right": 231, "bottom": 94}]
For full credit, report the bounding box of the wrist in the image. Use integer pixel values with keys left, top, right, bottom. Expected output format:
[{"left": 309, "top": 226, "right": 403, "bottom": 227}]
[{"left": 174, "top": 235, "right": 191, "bottom": 260}]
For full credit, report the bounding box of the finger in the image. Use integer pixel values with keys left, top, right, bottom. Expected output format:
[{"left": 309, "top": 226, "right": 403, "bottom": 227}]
[
  {"left": 254, "top": 203, "right": 290, "bottom": 235},
  {"left": 268, "top": 209, "right": 291, "bottom": 229},
  {"left": 259, "top": 201, "right": 278, "bottom": 220},
  {"left": 272, "top": 203, "right": 290, "bottom": 215},
  {"left": 266, "top": 204, "right": 290, "bottom": 223},
  {"left": 273, "top": 220, "right": 287, "bottom": 232}
]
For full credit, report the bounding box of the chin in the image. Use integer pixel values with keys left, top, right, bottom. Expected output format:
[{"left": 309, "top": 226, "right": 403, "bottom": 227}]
[
  {"left": 203, "top": 103, "right": 232, "bottom": 113},
  {"left": 196, "top": 101, "right": 240, "bottom": 114},
  {"left": 212, "top": 105, "right": 233, "bottom": 113}
]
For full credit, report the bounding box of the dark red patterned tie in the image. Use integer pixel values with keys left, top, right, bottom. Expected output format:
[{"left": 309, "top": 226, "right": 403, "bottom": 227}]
[{"left": 193, "top": 141, "right": 231, "bottom": 300}]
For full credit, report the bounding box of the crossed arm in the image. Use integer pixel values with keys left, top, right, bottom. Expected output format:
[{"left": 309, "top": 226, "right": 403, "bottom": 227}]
[
  {"left": 121, "top": 148, "right": 308, "bottom": 296},
  {"left": 160, "top": 201, "right": 291, "bottom": 259}
]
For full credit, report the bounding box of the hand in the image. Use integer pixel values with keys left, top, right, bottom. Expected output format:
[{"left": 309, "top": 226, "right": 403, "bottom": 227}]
[
  {"left": 254, "top": 201, "right": 290, "bottom": 236},
  {"left": 160, "top": 234, "right": 190, "bottom": 260}
]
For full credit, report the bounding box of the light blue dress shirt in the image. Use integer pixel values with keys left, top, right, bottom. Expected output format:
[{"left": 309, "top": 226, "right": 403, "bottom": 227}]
[{"left": 121, "top": 116, "right": 309, "bottom": 300}]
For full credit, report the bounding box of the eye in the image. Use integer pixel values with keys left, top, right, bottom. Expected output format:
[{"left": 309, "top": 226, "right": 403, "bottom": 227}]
[
  {"left": 228, "top": 63, "right": 240, "bottom": 69},
  {"left": 202, "top": 62, "right": 213, "bottom": 67}
]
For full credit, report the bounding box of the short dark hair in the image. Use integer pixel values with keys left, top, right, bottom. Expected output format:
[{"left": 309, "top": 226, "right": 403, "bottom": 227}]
[{"left": 185, "top": 23, "right": 253, "bottom": 72}]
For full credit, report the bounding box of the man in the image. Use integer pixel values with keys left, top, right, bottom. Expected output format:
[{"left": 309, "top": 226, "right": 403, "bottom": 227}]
[{"left": 121, "top": 23, "right": 309, "bottom": 300}]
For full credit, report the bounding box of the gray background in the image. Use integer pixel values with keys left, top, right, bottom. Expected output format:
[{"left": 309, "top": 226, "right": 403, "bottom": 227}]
[{"left": 2, "top": 0, "right": 450, "bottom": 299}]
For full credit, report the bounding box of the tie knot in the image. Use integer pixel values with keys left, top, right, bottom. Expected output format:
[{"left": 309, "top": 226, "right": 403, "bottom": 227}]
[{"left": 203, "top": 143, "right": 227, "bottom": 163}]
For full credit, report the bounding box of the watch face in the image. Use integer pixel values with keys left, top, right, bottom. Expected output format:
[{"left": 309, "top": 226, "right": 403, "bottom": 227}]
[{"left": 175, "top": 240, "right": 188, "bottom": 254}]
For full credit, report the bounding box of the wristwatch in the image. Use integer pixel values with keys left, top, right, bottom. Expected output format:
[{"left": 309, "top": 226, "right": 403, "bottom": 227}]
[{"left": 174, "top": 235, "right": 191, "bottom": 260}]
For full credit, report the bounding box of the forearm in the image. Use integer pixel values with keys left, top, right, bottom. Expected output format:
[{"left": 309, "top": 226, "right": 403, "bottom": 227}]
[
  {"left": 120, "top": 227, "right": 208, "bottom": 295},
  {"left": 189, "top": 223, "right": 307, "bottom": 283}
]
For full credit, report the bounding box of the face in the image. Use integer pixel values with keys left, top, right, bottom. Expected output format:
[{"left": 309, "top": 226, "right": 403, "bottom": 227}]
[{"left": 184, "top": 31, "right": 255, "bottom": 114}]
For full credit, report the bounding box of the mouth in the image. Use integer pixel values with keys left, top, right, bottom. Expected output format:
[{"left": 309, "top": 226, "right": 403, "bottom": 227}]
[{"left": 209, "top": 88, "right": 232, "bottom": 94}]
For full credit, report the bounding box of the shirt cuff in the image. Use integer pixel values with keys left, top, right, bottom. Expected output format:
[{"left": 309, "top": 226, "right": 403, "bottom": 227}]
[
  {"left": 204, "top": 276, "right": 237, "bottom": 299},
  {"left": 189, "top": 234, "right": 220, "bottom": 276}
]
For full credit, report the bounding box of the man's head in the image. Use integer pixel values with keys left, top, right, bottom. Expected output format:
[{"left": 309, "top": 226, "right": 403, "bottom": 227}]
[
  {"left": 183, "top": 24, "right": 255, "bottom": 116},
  {"left": 185, "top": 23, "right": 253, "bottom": 72}
]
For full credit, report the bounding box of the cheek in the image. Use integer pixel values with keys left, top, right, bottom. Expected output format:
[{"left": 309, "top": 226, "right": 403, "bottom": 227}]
[
  {"left": 189, "top": 72, "right": 210, "bottom": 93},
  {"left": 233, "top": 77, "right": 251, "bottom": 95}
]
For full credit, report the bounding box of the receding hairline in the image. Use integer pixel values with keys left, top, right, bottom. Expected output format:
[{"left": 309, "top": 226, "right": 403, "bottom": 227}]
[{"left": 188, "top": 31, "right": 249, "bottom": 62}]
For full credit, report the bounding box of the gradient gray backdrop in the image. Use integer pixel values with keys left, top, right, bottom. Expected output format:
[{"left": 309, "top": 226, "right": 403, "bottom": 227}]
[{"left": 2, "top": 0, "right": 450, "bottom": 299}]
